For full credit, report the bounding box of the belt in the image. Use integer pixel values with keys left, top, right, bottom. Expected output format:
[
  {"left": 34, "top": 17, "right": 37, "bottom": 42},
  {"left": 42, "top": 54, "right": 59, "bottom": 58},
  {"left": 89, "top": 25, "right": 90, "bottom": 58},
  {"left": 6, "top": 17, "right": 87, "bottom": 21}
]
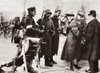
[{"left": 45, "top": 30, "right": 50, "bottom": 32}]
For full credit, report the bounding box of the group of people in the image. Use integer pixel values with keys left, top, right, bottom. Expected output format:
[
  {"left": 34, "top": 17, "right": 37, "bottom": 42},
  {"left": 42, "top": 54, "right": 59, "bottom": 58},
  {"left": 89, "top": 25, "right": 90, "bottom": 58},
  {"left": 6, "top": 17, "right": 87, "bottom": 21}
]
[
  {"left": 0, "top": 6, "right": 100, "bottom": 73},
  {"left": 61, "top": 10, "right": 100, "bottom": 73},
  {"left": 0, "top": 7, "right": 61, "bottom": 73}
]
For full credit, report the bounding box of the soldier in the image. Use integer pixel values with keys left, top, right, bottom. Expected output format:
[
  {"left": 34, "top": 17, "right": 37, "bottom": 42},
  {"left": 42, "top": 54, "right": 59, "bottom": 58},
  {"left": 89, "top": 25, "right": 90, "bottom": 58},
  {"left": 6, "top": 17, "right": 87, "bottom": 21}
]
[
  {"left": 50, "top": 9, "right": 61, "bottom": 64},
  {"left": 39, "top": 9, "right": 55, "bottom": 67},
  {"left": 0, "top": 7, "right": 43, "bottom": 73},
  {"left": 24, "top": 7, "right": 41, "bottom": 37}
]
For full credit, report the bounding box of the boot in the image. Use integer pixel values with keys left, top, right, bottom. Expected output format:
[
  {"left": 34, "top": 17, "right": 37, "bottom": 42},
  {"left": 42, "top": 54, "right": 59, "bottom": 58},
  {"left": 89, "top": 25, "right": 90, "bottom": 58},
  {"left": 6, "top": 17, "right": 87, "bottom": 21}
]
[
  {"left": 28, "top": 67, "right": 38, "bottom": 73},
  {"left": 50, "top": 56, "right": 57, "bottom": 64},
  {"left": 45, "top": 58, "right": 53, "bottom": 67},
  {"left": 74, "top": 64, "right": 81, "bottom": 70},
  {"left": 70, "top": 66, "right": 74, "bottom": 71},
  {"left": 0, "top": 68, "right": 4, "bottom": 73},
  {"left": 0, "top": 64, "right": 7, "bottom": 68},
  {"left": 85, "top": 70, "right": 93, "bottom": 73},
  {"left": 70, "top": 61, "right": 74, "bottom": 71}
]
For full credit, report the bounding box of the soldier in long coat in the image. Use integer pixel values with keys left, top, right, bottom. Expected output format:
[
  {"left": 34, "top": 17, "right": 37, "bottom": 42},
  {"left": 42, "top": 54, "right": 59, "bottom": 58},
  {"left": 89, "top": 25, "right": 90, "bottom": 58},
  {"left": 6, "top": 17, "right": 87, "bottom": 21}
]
[
  {"left": 50, "top": 9, "right": 61, "bottom": 64},
  {"left": 80, "top": 10, "right": 100, "bottom": 73},
  {"left": 40, "top": 9, "right": 55, "bottom": 67}
]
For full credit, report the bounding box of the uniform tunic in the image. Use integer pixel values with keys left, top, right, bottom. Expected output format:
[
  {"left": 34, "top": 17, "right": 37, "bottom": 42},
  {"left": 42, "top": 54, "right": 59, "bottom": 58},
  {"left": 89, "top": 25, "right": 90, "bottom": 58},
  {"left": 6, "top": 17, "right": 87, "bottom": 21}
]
[{"left": 40, "top": 18, "right": 55, "bottom": 58}]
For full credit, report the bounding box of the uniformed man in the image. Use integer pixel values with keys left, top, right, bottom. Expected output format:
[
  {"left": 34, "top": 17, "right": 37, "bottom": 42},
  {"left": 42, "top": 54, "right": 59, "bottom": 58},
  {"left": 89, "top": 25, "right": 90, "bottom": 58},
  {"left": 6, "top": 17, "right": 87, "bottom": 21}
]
[
  {"left": 0, "top": 7, "right": 42, "bottom": 73},
  {"left": 50, "top": 9, "right": 61, "bottom": 64},
  {"left": 24, "top": 7, "right": 41, "bottom": 37},
  {"left": 39, "top": 9, "right": 55, "bottom": 67},
  {"left": 23, "top": 7, "right": 41, "bottom": 73}
]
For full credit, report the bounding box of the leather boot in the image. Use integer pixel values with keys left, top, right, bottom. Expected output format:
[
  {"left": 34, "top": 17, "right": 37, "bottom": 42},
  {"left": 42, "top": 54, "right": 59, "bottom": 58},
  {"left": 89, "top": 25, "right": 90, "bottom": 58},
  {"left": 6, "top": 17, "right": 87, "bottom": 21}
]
[
  {"left": 0, "top": 68, "right": 4, "bottom": 73},
  {"left": 70, "top": 61, "right": 74, "bottom": 71},
  {"left": 0, "top": 63, "right": 7, "bottom": 68},
  {"left": 74, "top": 64, "right": 81, "bottom": 70},
  {"left": 28, "top": 67, "right": 38, "bottom": 73},
  {"left": 50, "top": 56, "right": 57, "bottom": 64},
  {"left": 45, "top": 58, "right": 53, "bottom": 67}
]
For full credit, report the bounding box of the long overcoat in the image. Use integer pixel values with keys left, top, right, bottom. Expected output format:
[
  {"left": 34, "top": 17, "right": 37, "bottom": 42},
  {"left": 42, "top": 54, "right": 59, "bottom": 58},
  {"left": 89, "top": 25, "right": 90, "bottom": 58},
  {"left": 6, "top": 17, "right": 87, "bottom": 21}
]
[
  {"left": 51, "top": 16, "right": 60, "bottom": 55},
  {"left": 61, "top": 18, "right": 80, "bottom": 62},
  {"left": 80, "top": 19, "right": 100, "bottom": 61}
]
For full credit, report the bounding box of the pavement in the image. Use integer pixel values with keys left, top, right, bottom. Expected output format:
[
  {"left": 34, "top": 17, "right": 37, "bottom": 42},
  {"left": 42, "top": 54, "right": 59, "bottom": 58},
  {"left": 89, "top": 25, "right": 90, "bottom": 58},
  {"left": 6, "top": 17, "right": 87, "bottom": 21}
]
[{"left": 0, "top": 34, "right": 100, "bottom": 73}]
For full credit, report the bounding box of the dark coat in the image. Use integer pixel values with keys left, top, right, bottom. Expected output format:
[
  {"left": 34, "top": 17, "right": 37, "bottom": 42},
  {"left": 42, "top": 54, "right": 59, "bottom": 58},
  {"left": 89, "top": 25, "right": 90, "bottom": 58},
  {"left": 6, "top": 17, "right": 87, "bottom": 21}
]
[
  {"left": 80, "top": 19, "right": 100, "bottom": 61},
  {"left": 24, "top": 15, "right": 39, "bottom": 37},
  {"left": 51, "top": 16, "right": 60, "bottom": 55},
  {"left": 39, "top": 18, "right": 55, "bottom": 58}
]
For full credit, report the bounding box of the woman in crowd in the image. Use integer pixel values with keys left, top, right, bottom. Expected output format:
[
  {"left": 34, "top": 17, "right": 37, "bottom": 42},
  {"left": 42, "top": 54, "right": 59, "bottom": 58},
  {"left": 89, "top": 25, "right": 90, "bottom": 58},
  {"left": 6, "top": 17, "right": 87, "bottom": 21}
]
[{"left": 61, "top": 12, "right": 85, "bottom": 71}]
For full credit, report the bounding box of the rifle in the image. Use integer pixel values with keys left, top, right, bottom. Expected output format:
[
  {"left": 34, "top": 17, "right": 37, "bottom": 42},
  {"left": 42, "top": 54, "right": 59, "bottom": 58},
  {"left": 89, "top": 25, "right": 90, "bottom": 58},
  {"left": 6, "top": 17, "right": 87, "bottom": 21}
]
[{"left": 41, "top": 7, "right": 45, "bottom": 19}]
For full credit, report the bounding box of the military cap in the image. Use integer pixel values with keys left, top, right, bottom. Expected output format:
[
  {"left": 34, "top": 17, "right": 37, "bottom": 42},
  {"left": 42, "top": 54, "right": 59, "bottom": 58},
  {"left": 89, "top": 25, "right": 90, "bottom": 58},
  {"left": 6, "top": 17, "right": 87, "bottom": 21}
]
[
  {"left": 44, "top": 9, "right": 52, "bottom": 14},
  {"left": 65, "top": 13, "right": 75, "bottom": 17},
  {"left": 27, "top": 7, "right": 36, "bottom": 11}
]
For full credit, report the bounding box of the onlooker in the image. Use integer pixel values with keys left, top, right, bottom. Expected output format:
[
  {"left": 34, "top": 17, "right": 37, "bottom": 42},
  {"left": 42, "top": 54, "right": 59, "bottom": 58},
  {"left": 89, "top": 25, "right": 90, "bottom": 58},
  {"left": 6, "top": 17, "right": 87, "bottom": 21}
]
[{"left": 81, "top": 10, "right": 100, "bottom": 73}]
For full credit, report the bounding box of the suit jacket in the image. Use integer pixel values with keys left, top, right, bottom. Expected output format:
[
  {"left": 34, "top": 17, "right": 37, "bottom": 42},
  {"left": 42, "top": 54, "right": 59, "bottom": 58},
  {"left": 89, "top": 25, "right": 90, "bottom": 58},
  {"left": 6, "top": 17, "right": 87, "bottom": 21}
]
[{"left": 81, "top": 18, "right": 100, "bottom": 60}]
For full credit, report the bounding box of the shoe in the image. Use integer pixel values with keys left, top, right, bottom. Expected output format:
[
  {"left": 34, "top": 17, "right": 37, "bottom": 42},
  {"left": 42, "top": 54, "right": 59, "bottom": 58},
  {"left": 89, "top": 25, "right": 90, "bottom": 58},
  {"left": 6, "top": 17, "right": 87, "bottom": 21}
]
[
  {"left": 74, "top": 64, "right": 81, "bottom": 70},
  {"left": 50, "top": 56, "right": 57, "bottom": 64},
  {"left": 85, "top": 69, "right": 94, "bottom": 73},
  {"left": 85, "top": 71, "right": 93, "bottom": 73},
  {"left": 45, "top": 58, "right": 53, "bottom": 67},
  {"left": 0, "top": 64, "right": 7, "bottom": 68},
  {"left": 70, "top": 66, "right": 74, "bottom": 71},
  {"left": 45, "top": 62, "right": 53, "bottom": 67},
  {"left": 85, "top": 69, "right": 98, "bottom": 73},
  {"left": 85, "top": 69, "right": 91, "bottom": 72},
  {"left": 0, "top": 68, "right": 5, "bottom": 73},
  {"left": 51, "top": 60, "right": 57, "bottom": 64},
  {"left": 28, "top": 67, "right": 38, "bottom": 73}
]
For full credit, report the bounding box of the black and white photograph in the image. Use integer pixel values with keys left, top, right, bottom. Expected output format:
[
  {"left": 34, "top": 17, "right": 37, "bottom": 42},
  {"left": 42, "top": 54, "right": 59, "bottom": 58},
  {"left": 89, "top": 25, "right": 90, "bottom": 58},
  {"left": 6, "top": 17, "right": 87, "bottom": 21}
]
[{"left": 0, "top": 0, "right": 100, "bottom": 73}]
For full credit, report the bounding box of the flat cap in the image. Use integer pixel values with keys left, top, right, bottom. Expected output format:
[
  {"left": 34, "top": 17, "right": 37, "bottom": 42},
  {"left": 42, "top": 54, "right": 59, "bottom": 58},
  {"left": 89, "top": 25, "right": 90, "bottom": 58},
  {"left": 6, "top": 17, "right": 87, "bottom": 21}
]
[{"left": 27, "top": 7, "right": 36, "bottom": 11}]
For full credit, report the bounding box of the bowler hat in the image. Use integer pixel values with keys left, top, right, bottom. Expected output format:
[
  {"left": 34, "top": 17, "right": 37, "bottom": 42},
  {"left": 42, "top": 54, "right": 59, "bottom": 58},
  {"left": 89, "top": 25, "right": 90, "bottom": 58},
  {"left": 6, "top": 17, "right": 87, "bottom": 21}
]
[
  {"left": 27, "top": 7, "right": 36, "bottom": 11},
  {"left": 44, "top": 9, "right": 52, "bottom": 14},
  {"left": 88, "top": 10, "right": 96, "bottom": 16}
]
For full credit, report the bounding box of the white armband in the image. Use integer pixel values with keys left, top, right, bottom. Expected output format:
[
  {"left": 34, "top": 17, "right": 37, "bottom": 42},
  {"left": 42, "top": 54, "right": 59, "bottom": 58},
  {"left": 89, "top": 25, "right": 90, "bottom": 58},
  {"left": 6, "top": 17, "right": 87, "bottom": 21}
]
[{"left": 26, "top": 25, "right": 32, "bottom": 29}]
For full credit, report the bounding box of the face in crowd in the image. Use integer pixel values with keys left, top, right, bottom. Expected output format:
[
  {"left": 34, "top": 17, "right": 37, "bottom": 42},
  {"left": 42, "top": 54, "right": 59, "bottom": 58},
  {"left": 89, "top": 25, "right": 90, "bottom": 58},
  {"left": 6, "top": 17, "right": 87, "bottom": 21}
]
[
  {"left": 77, "top": 14, "right": 85, "bottom": 22},
  {"left": 28, "top": 10, "right": 36, "bottom": 17},
  {"left": 54, "top": 10, "right": 61, "bottom": 17},
  {"left": 45, "top": 13, "right": 51, "bottom": 18}
]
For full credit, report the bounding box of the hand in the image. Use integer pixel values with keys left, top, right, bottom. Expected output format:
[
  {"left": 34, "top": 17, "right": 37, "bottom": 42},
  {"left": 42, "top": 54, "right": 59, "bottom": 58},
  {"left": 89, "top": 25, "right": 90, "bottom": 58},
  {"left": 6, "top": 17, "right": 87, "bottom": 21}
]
[
  {"left": 80, "top": 40, "right": 85, "bottom": 45},
  {"left": 52, "top": 31, "right": 55, "bottom": 36},
  {"left": 39, "top": 30, "right": 44, "bottom": 33}
]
